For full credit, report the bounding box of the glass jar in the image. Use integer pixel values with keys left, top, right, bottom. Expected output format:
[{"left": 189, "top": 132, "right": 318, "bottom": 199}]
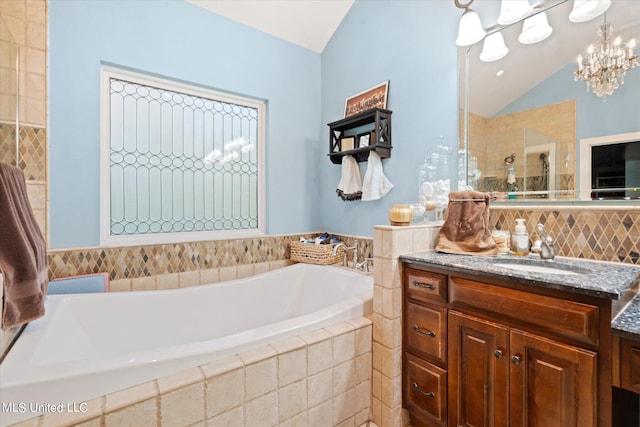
[{"left": 418, "top": 136, "right": 452, "bottom": 222}]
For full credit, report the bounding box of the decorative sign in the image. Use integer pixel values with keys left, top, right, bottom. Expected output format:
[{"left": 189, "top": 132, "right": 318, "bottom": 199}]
[{"left": 344, "top": 81, "right": 389, "bottom": 117}]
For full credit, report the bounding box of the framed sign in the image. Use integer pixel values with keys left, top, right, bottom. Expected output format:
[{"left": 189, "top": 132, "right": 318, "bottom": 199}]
[{"left": 344, "top": 80, "right": 389, "bottom": 117}]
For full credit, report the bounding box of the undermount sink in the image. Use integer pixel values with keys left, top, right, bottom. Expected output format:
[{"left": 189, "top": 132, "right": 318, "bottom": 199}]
[{"left": 494, "top": 260, "right": 590, "bottom": 276}]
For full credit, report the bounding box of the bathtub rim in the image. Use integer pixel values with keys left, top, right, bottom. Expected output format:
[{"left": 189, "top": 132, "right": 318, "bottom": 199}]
[{"left": 0, "top": 263, "right": 373, "bottom": 426}]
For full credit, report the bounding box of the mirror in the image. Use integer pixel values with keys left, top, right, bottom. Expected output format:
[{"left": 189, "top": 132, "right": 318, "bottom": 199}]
[{"left": 459, "top": 0, "right": 640, "bottom": 201}]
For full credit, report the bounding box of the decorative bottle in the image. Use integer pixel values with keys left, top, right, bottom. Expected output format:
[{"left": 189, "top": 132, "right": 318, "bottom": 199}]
[{"left": 511, "top": 218, "right": 530, "bottom": 256}]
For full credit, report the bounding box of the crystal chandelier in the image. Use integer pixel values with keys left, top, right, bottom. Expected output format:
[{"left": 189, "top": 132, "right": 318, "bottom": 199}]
[{"left": 574, "top": 17, "right": 639, "bottom": 97}]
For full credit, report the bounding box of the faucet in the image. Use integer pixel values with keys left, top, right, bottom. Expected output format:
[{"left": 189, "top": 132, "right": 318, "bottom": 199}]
[
  {"left": 533, "top": 223, "right": 555, "bottom": 260},
  {"left": 355, "top": 257, "right": 373, "bottom": 272},
  {"left": 332, "top": 240, "right": 358, "bottom": 269}
]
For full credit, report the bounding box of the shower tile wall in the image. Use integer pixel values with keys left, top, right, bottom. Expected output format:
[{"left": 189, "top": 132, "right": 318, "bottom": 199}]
[
  {"left": 0, "top": 0, "right": 47, "bottom": 363},
  {"left": 0, "top": 0, "right": 47, "bottom": 241},
  {"left": 466, "top": 100, "right": 576, "bottom": 194}
]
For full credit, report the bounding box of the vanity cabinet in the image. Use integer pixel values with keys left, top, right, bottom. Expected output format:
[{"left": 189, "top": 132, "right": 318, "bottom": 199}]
[
  {"left": 619, "top": 337, "right": 640, "bottom": 394},
  {"left": 402, "top": 263, "right": 611, "bottom": 427},
  {"left": 449, "top": 311, "right": 596, "bottom": 427}
]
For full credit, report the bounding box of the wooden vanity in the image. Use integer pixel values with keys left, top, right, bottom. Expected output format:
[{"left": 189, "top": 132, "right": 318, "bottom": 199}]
[{"left": 400, "top": 255, "right": 640, "bottom": 427}]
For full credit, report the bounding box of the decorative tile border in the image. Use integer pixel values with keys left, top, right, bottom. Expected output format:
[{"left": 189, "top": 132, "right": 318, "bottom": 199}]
[{"left": 47, "top": 233, "right": 374, "bottom": 281}]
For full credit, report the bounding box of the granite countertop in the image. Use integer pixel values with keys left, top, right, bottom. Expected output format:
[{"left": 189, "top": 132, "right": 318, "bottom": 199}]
[
  {"left": 612, "top": 294, "right": 640, "bottom": 340},
  {"left": 400, "top": 251, "right": 640, "bottom": 340}
]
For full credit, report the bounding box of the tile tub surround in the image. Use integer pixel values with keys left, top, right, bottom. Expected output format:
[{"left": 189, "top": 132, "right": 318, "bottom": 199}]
[
  {"left": 46, "top": 233, "right": 373, "bottom": 284},
  {"left": 2, "top": 234, "right": 372, "bottom": 364},
  {"left": 491, "top": 205, "right": 640, "bottom": 264},
  {"left": 371, "top": 224, "right": 441, "bottom": 427},
  {"left": 8, "top": 317, "right": 373, "bottom": 427}
]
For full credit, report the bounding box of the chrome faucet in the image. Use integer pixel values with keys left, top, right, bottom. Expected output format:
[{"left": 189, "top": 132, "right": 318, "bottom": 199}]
[
  {"left": 355, "top": 257, "right": 373, "bottom": 272},
  {"left": 332, "top": 240, "right": 358, "bottom": 269},
  {"left": 533, "top": 223, "right": 555, "bottom": 260}
]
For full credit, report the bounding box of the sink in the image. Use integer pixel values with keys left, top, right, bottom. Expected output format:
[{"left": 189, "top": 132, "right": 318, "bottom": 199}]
[{"left": 494, "top": 261, "right": 590, "bottom": 276}]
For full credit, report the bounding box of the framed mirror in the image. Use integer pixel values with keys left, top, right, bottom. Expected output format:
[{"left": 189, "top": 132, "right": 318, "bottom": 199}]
[{"left": 458, "top": 0, "right": 640, "bottom": 202}]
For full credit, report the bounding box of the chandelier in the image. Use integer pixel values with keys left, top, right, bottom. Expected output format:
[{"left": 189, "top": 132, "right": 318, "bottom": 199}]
[{"left": 574, "top": 17, "right": 639, "bottom": 97}]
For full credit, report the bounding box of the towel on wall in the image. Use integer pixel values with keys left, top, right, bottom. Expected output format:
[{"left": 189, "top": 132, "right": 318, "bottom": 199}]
[
  {"left": 361, "top": 151, "right": 393, "bottom": 201},
  {"left": 435, "top": 190, "right": 498, "bottom": 256},
  {"left": 0, "top": 161, "right": 48, "bottom": 329},
  {"left": 336, "top": 155, "right": 362, "bottom": 201}
]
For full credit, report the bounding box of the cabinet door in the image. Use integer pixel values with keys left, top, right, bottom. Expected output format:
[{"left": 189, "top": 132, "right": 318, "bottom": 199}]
[
  {"left": 509, "top": 330, "right": 597, "bottom": 427},
  {"left": 620, "top": 338, "right": 640, "bottom": 394},
  {"left": 448, "top": 311, "right": 509, "bottom": 427}
]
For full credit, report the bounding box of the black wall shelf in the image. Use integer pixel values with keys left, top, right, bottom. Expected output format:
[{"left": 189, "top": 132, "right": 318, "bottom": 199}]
[{"left": 327, "top": 108, "right": 392, "bottom": 164}]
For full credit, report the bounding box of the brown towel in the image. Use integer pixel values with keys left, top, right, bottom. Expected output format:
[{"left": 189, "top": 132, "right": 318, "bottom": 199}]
[
  {"left": 436, "top": 190, "right": 498, "bottom": 256},
  {"left": 0, "top": 161, "right": 48, "bottom": 329}
]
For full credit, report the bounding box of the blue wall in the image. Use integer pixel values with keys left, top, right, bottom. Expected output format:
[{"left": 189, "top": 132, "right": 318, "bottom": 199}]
[
  {"left": 49, "top": 0, "right": 322, "bottom": 248},
  {"left": 498, "top": 62, "right": 640, "bottom": 141},
  {"left": 320, "top": 0, "right": 460, "bottom": 236},
  {"left": 49, "top": 0, "right": 461, "bottom": 247}
]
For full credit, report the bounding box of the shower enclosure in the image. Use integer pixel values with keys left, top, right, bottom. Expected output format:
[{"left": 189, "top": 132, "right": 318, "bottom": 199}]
[
  {"left": 467, "top": 127, "right": 560, "bottom": 199},
  {"left": 0, "top": 16, "right": 18, "bottom": 166}
]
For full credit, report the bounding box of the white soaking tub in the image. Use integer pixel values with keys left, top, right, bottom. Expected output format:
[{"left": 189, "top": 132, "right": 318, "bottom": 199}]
[{"left": 0, "top": 263, "right": 373, "bottom": 426}]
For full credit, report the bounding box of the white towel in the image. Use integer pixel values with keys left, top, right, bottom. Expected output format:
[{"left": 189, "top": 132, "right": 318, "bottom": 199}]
[
  {"left": 336, "top": 155, "right": 362, "bottom": 201},
  {"left": 361, "top": 151, "right": 393, "bottom": 201}
]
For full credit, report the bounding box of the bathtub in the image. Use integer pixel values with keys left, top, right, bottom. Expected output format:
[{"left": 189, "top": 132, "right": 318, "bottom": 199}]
[{"left": 0, "top": 263, "right": 373, "bottom": 426}]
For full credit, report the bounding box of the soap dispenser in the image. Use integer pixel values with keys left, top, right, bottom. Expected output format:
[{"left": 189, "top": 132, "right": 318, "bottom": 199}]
[{"left": 511, "top": 218, "right": 530, "bottom": 256}]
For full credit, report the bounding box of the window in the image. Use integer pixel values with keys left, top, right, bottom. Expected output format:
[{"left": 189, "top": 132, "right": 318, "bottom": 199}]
[{"left": 100, "top": 66, "right": 265, "bottom": 246}]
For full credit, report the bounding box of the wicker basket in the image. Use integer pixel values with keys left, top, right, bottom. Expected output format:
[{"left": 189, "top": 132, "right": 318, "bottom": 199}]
[{"left": 290, "top": 241, "right": 345, "bottom": 265}]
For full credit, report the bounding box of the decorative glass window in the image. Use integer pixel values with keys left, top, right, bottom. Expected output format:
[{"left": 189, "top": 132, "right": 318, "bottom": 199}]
[{"left": 100, "top": 66, "right": 265, "bottom": 245}]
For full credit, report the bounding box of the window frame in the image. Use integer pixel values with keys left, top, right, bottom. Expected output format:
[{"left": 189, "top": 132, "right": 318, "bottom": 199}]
[{"left": 100, "top": 65, "right": 266, "bottom": 247}]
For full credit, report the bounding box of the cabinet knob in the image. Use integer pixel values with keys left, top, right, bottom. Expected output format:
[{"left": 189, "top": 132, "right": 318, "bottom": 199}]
[
  {"left": 494, "top": 349, "right": 504, "bottom": 359},
  {"left": 413, "top": 324, "right": 436, "bottom": 337},
  {"left": 413, "top": 280, "right": 435, "bottom": 290},
  {"left": 511, "top": 354, "right": 522, "bottom": 365},
  {"left": 412, "top": 382, "right": 435, "bottom": 398}
]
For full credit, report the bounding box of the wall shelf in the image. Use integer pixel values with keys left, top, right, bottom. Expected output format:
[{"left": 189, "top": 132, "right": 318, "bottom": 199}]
[{"left": 327, "top": 108, "right": 392, "bottom": 164}]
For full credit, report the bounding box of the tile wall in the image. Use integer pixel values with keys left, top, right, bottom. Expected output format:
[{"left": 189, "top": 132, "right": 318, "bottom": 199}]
[
  {"left": 10, "top": 317, "right": 373, "bottom": 427},
  {"left": 371, "top": 224, "right": 441, "bottom": 427},
  {"left": 47, "top": 234, "right": 373, "bottom": 285},
  {"left": 466, "top": 100, "right": 576, "bottom": 195},
  {"left": 0, "top": 0, "right": 48, "bottom": 238},
  {"left": 491, "top": 205, "right": 640, "bottom": 264},
  {"left": 0, "top": 0, "right": 47, "bottom": 367}
]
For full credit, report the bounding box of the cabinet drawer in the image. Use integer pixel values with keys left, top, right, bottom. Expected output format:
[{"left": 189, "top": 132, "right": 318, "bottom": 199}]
[
  {"left": 404, "top": 353, "right": 447, "bottom": 427},
  {"left": 449, "top": 277, "right": 599, "bottom": 346},
  {"left": 405, "top": 302, "right": 447, "bottom": 364},
  {"left": 406, "top": 268, "right": 447, "bottom": 303},
  {"left": 621, "top": 338, "right": 640, "bottom": 394}
]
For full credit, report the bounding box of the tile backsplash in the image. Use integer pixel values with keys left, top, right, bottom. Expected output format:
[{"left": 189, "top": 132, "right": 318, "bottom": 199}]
[{"left": 491, "top": 206, "right": 640, "bottom": 264}]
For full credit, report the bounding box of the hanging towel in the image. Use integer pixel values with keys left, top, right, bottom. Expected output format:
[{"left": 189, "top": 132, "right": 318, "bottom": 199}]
[
  {"left": 336, "top": 155, "right": 362, "bottom": 201},
  {"left": 435, "top": 190, "right": 498, "bottom": 256},
  {"left": 361, "top": 151, "right": 393, "bottom": 201},
  {"left": 0, "top": 161, "right": 48, "bottom": 329}
]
